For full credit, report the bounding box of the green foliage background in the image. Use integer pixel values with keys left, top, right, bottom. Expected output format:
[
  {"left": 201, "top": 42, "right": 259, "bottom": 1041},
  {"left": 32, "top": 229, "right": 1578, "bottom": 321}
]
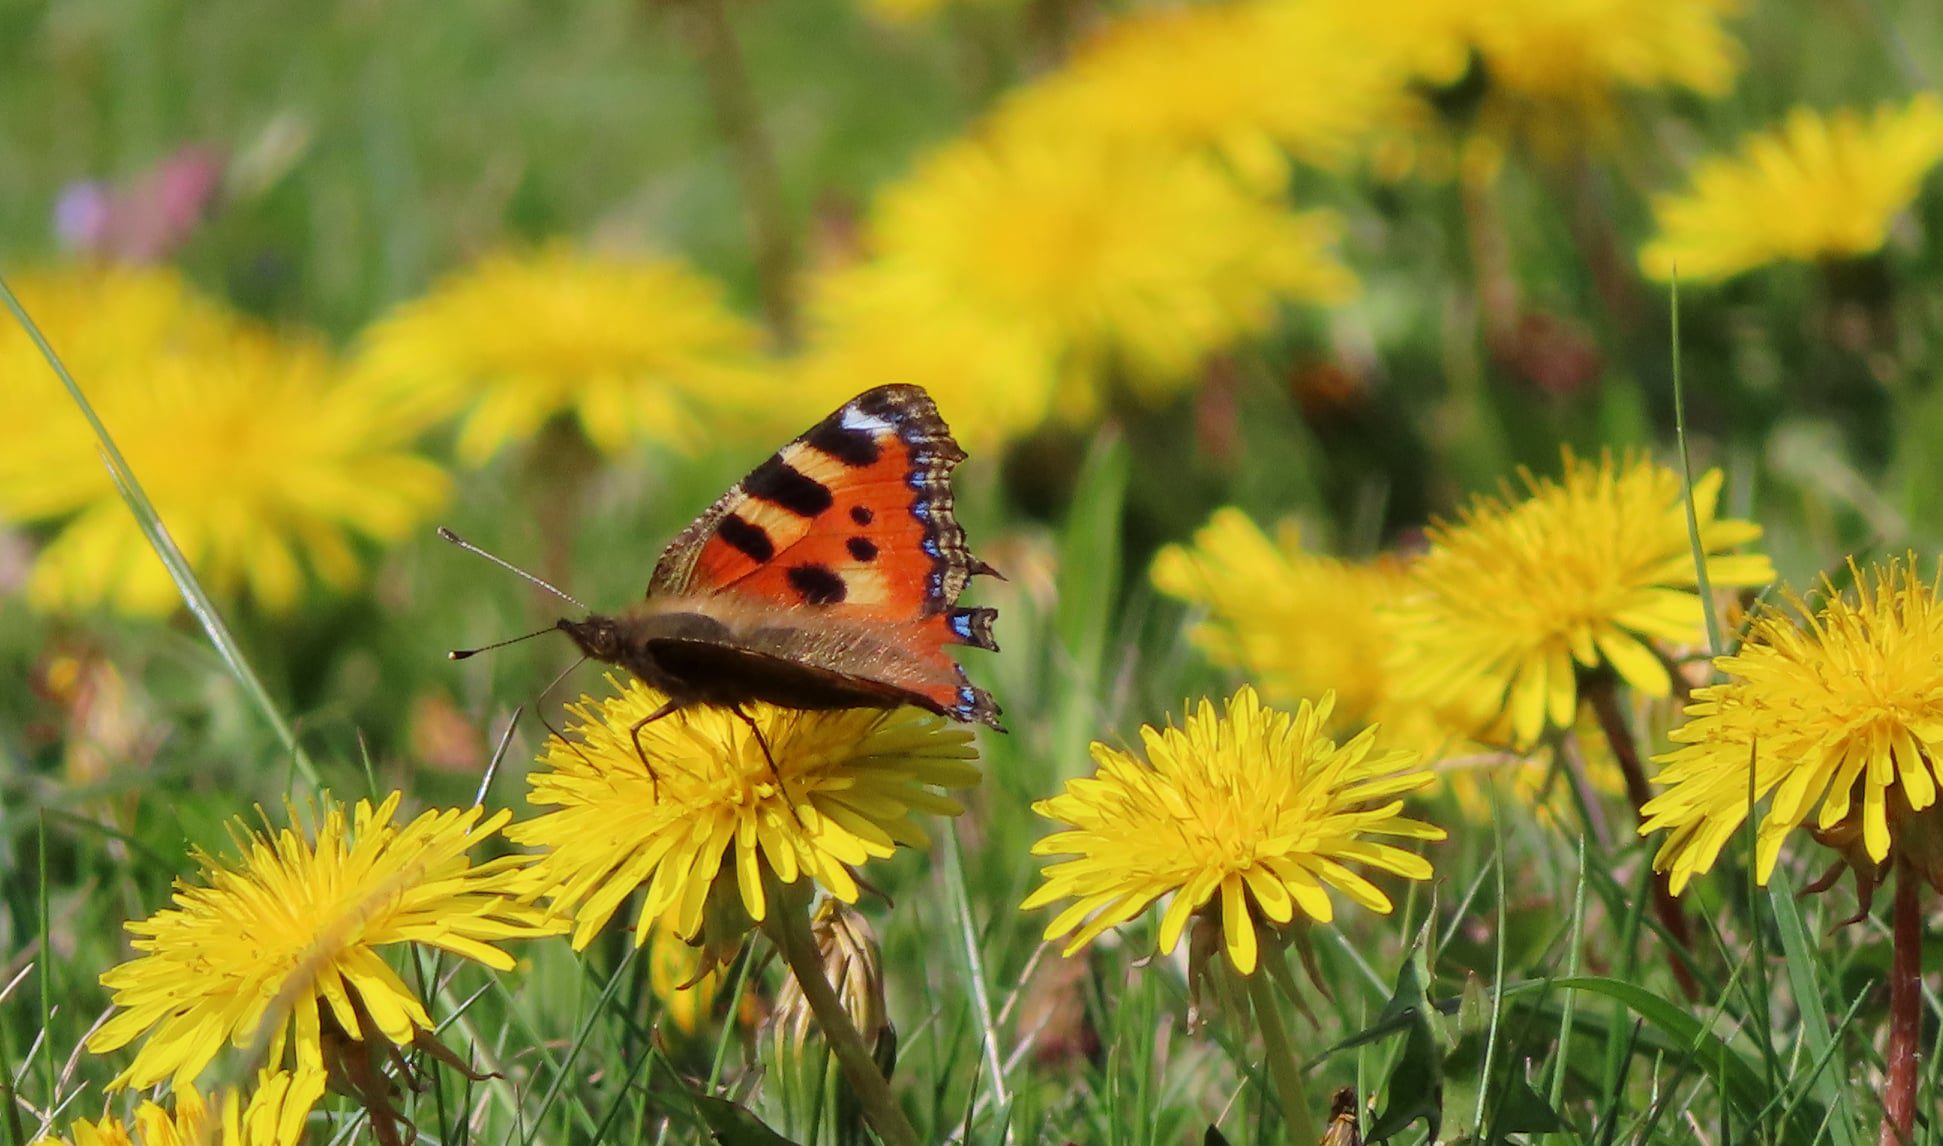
[{"left": 3, "top": 0, "right": 1942, "bottom": 1143}]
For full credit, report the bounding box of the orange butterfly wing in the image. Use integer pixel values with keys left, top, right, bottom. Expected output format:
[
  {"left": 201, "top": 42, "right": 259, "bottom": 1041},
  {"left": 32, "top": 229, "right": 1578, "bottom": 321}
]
[{"left": 647, "top": 385, "right": 1000, "bottom": 726}]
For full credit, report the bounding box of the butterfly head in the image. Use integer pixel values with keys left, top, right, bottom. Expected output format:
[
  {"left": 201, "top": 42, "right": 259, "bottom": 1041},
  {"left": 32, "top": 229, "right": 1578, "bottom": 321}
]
[{"left": 557, "top": 615, "right": 625, "bottom": 663}]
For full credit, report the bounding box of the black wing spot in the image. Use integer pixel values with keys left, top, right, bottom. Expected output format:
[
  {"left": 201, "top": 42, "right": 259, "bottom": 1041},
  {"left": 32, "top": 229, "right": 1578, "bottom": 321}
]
[
  {"left": 716, "top": 513, "right": 775, "bottom": 563},
  {"left": 787, "top": 563, "right": 847, "bottom": 605},
  {"left": 746, "top": 457, "right": 834, "bottom": 518},
  {"left": 807, "top": 420, "right": 883, "bottom": 467},
  {"left": 850, "top": 505, "right": 874, "bottom": 526},
  {"left": 846, "top": 537, "right": 878, "bottom": 563}
]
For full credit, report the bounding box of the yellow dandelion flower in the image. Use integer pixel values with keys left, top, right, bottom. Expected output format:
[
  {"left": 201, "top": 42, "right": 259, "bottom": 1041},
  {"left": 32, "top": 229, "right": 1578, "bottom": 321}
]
[
  {"left": 87, "top": 793, "right": 559, "bottom": 1091},
  {"left": 1469, "top": 0, "right": 1740, "bottom": 103},
  {"left": 1387, "top": 451, "right": 1774, "bottom": 749},
  {"left": 0, "top": 304, "right": 448, "bottom": 616},
  {"left": 1000, "top": 0, "right": 1433, "bottom": 187},
  {"left": 1151, "top": 508, "right": 1406, "bottom": 722},
  {"left": 510, "top": 677, "right": 982, "bottom": 949},
  {"left": 349, "top": 244, "right": 771, "bottom": 464},
  {"left": 0, "top": 265, "right": 236, "bottom": 384},
  {"left": 31, "top": 1067, "right": 325, "bottom": 1146},
  {"left": 791, "top": 261, "right": 1059, "bottom": 454},
  {"left": 1022, "top": 688, "right": 1443, "bottom": 974},
  {"left": 864, "top": 124, "right": 1353, "bottom": 418},
  {"left": 1641, "top": 95, "right": 1943, "bottom": 283},
  {"left": 1642, "top": 556, "right": 1943, "bottom": 895}
]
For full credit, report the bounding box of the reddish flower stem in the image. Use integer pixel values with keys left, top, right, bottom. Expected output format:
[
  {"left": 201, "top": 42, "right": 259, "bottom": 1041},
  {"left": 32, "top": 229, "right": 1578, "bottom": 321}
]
[
  {"left": 1585, "top": 678, "right": 1701, "bottom": 1001},
  {"left": 1880, "top": 863, "right": 1923, "bottom": 1146}
]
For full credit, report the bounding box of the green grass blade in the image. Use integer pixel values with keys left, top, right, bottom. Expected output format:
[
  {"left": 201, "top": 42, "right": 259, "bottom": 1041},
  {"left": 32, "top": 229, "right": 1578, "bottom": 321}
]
[
  {"left": 0, "top": 273, "right": 320, "bottom": 787},
  {"left": 1766, "top": 867, "right": 1862, "bottom": 1146},
  {"left": 1667, "top": 273, "right": 1726, "bottom": 660},
  {"left": 944, "top": 823, "right": 1010, "bottom": 1116}
]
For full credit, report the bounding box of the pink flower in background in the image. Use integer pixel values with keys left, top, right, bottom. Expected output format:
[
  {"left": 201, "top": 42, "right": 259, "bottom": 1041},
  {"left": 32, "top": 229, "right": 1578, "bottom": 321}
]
[{"left": 54, "top": 145, "right": 225, "bottom": 262}]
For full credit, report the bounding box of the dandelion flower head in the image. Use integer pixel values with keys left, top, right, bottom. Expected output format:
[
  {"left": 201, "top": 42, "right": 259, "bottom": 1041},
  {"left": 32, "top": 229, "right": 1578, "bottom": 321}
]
[
  {"left": 1464, "top": 0, "right": 1743, "bottom": 139},
  {"left": 1000, "top": 0, "right": 1433, "bottom": 187},
  {"left": 1642, "top": 556, "right": 1943, "bottom": 894},
  {"left": 1023, "top": 688, "right": 1443, "bottom": 974},
  {"left": 1641, "top": 95, "right": 1943, "bottom": 283},
  {"left": 87, "top": 794, "right": 557, "bottom": 1091},
  {"left": 350, "top": 244, "right": 770, "bottom": 464},
  {"left": 30, "top": 1068, "right": 326, "bottom": 1146},
  {"left": 509, "top": 677, "right": 982, "bottom": 949},
  {"left": 1386, "top": 451, "right": 1773, "bottom": 748},
  {"left": 863, "top": 121, "right": 1353, "bottom": 418},
  {"left": 0, "top": 276, "right": 447, "bottom": 616}
]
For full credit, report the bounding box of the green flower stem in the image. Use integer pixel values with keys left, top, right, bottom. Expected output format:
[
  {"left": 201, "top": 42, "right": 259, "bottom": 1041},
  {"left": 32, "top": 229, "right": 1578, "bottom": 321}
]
[
  {"left": 1584, "top": 676, "right": 1700, "bottom": 1001},
  {"left": 1880, "top": 862, "right": 1923, "bottom": 1146},
  {"left": 1246, "top": 968, "right": 1318, "bottom": 1143},
  {"left": 765, "top": 905, "right": 919, "bottom": 1146}
]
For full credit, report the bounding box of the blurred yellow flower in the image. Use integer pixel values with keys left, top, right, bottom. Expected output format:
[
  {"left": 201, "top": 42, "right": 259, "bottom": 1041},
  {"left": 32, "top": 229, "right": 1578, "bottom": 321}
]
[
  {"left": 1000, "top": 0, "right": 1436, "bottom": 187},
  {"left": 1023, "top": 688, "right": 1442, "bottom": 974},
  {"left": 863, "top": 123, "right": 1353, "bottom": 419},
  {"left": 1464, "top": 0, "right": 1743, "bottom": 146},
  {"left": 1641, "top": 95, "right": 1943, "bottom": 282},
  {"left": 350, "top": 244, "right": 771, "bottom": 464},
  {"left": 1387, "top": 452, "right": 1773, "bottom": 748},
  {"left": 30, "top": 1067, "right": 325, "bottom": 1146},
  {"left": 1469, "top": 0, "right": 1740, "bottom": 104},
  {"left": 88, "top": 793, "right": 557, "bottom": 1091},
  {"left": 0, "top": 265, "right": 235, "bottom": 382},
  {"left": 1152, "top": 509, "right": 1404, "bottom": 723},
  {"left": 0, "top": 274, "right": 448, "bottom": 616},
  {"left": 791, "top": 261, "right": 1059, "bottom": 454},
  {"left": 1643, "top": 556, "right": 1943, "bottom": 895},
  {"left": 510, "top": 677, "right": 982, "bottom": 949}
]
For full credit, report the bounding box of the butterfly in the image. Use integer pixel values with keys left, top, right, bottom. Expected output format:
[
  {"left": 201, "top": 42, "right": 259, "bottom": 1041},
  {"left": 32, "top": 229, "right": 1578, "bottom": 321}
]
[{"left": 487, "top": 384, "right": 1003, "bottom": 764}]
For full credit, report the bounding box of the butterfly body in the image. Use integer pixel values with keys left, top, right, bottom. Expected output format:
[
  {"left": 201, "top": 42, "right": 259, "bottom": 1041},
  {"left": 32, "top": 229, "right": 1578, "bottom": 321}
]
[{"left": 558, "top": 384, "right": 1002, "bottom": 729}]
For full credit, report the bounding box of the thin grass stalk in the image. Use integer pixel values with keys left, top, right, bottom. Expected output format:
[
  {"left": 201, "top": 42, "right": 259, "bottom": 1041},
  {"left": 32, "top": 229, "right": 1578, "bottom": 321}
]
[
  {"left": 1473, "top": 794, "right": 1508, "bottom": 1135},
  {"left": 765, "top": 904, "right": 920, "bottom": 1146},
  {"left": 1543, "top": 836, "right": 1589, "bottom": 1140},
  {"left": 944, "top": 823, "right": 1011, "bottom": 1117},
  {"left": 0, "top": 273, "right": 321, "bottom": 788},
  {"left": 1880, "top": 863, "right": 1923, "bottom": 1146}
]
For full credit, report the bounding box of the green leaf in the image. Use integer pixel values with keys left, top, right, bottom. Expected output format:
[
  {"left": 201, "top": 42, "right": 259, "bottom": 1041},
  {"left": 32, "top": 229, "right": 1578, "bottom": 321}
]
[
  {"left": 693, "top": 1095, "right": 808, "bottom": 1146},
  {"left": 1483, "top": 1069, "right": 1569, "bottom": 1142},
  {"left": 1365, "top": 932, "right": 1444, "bottom": 1144}
]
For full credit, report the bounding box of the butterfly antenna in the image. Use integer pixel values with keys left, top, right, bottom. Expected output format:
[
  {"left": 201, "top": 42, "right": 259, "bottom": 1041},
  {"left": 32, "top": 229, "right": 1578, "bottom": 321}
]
[
  {"left": 448, "top": 626, "right": 559, "bottom": 661},
  {"left": 437, "top": 526, "right": 586, "bottom": 610}
]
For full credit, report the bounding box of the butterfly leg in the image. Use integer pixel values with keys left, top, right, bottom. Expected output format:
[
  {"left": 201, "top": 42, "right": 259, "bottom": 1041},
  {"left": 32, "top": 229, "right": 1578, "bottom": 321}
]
[
  {"left": 727, "top": 706, "right": 806, "bottom": 827},
  {"left": 630, "top": 700, "right": 684, "bottom": 801}
]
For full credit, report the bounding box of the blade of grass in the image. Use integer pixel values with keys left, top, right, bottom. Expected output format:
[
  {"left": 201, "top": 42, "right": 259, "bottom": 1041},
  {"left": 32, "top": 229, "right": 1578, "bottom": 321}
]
[
  {"left": 944, "top": 823, "right": 1011, "bottom": 1122},
  {"left": 1667, "top": 272, "right": 1726, "bottom": 661},
  {"left": 1767, "top": 867, "right": 1862, "bottom": 1146},
  {"left": 0, "top": 274, "right": 319, "bottom": 787},
  {"left": 1544, "top": 836, "right": 1589, "bottom": 1138}
]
